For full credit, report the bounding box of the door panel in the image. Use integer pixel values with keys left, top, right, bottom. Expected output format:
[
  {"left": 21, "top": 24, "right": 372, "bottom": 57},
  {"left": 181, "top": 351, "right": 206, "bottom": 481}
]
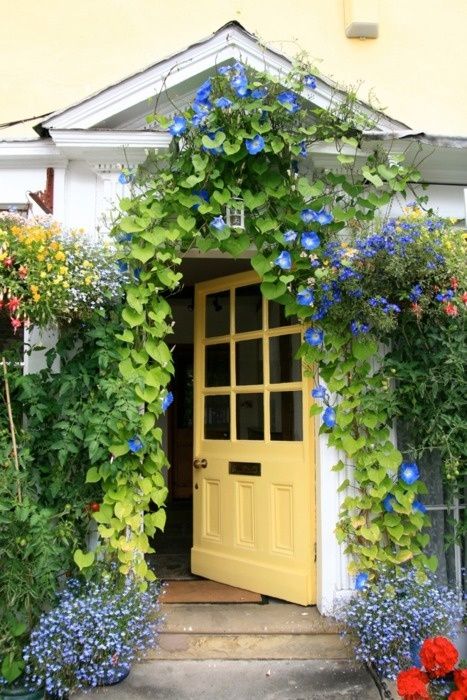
[{"left": 191, "top": 271, "right": 316, "bottom": 605}]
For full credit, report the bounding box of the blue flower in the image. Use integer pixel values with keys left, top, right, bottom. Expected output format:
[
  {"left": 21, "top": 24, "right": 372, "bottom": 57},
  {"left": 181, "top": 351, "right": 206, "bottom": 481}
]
[
  {"left": 322, "top": 406, "right": 336, "bottom": 428},
  {"left": 412, "top": 499, "right": 427, "bottom": 514},
  {"left": 304, "top": 327, "right": 324, "bottom": 346},
  {"left": 315, "top": 208, "right": 334, "bottom": 225},
  {"left": 350, "top": 321, "right": 370, "bottom": 336},
  {"left": 300, "top": 208, "right": 315, "bottom": 223},
  {"left": 301, "top": 231, "right": 320, "bottom": 251},
  {"left": 118, "top": 171, "right": 131, "bottom": 184},
  {"left": 382, "top": 494, "right": 395, "bottom": 512},
  {"left": 296, "top": 289, "right": 314, "bottom": 306},
  {"left": 215, "top": 96, "right": 232, "bottom": 109},
  {"left": 299, "top": 141, "right": 308, "bottom": 158},
  {"left": 277, "top": 90, "right": 300, "bottom": 112},
  {"left": 304, "top": 74, "right": 317, "bottom": 89},
  {"left": 128, "top": 436, "right": 143, "bottom": 453},
  {"left": 211, "top": 216, "right": 227, "bottom": 231},
  {"left": 117, "top": 260, "right": 129, "bottom": 273},
  {"left": 195, "top": 79, "right": 212, "bottom": 103},
  {"left": 168, "top": 115, "right": 187, "bottom": 137},
  {"left": 217, "top": 65, "right": 232, "bottom": 76},
  {"left": 283, "top": 229, "right": 298, "bottom": 242},
  {"left": 311, "top": 385, "right": 327, "bottom": 399},
  {"left": 161, "top": 391, "right": 174, "bottom": 412},
  {"left": 192, "top": 189, "right": 210, "bottom": 210},
  {"left": 355, "top": 572, "right": 369, "bottom": 590},
  {"left": 398, "top": 462, "right": 420, "bottom": 485},
  {"left": 118, "top": 233, "right": 132, "bottom": 243},
  {"left": 274, "top": 251, "right": 292, "bottom": 270},
  {"left": 251, "top": 86, "right": 268, "bottom": 99},
  {"left": 245, "top": 134, "right": 265, "bottom": 155},
  {"left": 231, "top": 72, "right": 249, "bottom": 97}
]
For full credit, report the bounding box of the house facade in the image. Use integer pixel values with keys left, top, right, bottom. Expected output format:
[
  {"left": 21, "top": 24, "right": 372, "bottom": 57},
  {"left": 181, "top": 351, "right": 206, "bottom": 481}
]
[{"left": 1, "top": 16, "right": 466, "bottom": 614}]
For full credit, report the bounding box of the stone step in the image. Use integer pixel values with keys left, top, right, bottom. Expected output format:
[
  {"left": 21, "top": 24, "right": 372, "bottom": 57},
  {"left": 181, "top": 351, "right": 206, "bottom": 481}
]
[
  {"left": 152, "top": 602, "right": 351, "bottom": 661},
  {"left": 150, "top": 632, "right": 351, "bottom": 660}
]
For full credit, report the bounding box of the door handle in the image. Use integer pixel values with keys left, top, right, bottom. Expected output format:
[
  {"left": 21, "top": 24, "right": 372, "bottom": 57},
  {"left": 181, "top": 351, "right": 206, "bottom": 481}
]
[{"left": 193, "top": 458, "right": 207, "bottom": 469}]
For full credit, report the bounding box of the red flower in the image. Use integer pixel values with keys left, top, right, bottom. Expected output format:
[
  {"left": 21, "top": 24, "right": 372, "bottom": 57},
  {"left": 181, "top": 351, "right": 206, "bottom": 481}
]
[
  {"left": 18, "top": 264, "right": 28, "bottom": 279},
  {"left": 444, "top": 303, "right": 458, "bottom": 317},
  {"left": 448, "top": 692, "right": 465, "bottom": 700},
  {"left": 450, "top": 277, "right": 459, "bottom": 290},
  {"left": 3, "top": 256, "right": 14, "bottom": 268},
  {"left": 454, "top": 669, "right": 467, "bottom": 694},
  {"left": 10, "top": 317, "right": 22, "bottom": 333},
  {"left": 462, "top": 291, "right": 467, "bottom": 305},
  {"left": 6, "top": 296, "right": 20, "bottom": 313},
  {"left": 396, "top": 668, "right": 429, "bottom": 699},
  {"left": 420, "top": 636, "right": 459, "bottom": 678},
  {"left": 410, "top": 303, "right": 423, "bottom": 318}
]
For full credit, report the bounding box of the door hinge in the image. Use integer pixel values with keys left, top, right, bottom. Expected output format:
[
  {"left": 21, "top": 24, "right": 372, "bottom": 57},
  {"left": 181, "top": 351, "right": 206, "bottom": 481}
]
[{"left": 314, "top": 542, "right": 317, "bottom": 562}]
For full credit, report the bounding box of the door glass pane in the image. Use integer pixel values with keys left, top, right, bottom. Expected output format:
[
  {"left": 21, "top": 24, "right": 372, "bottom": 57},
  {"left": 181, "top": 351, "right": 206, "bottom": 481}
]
[
  {"left": 206, "top": 290, "right": 230, "bottom": 338},
  {"left": 235, "top": 284, "right": 262, "bottom": 333},
  {"left": 270, "top": 391, "right": 303, "bottom": 441},
  {"left": 269, "top": 334, "right": 301, "bottom": 383},
  {"left": 205, "top": 343, "right": 230, "bottom": 387},
  {"left": 269, "top": 301, "right": 297, "bottom": 328},
  {"left": 204, "top": 395, "right": 230, "bottom": 440},
  {"left": 236, "top": 393, "right": 264, "bottom": 440},
  {"left": 236, "top": 339, "right": 263, "bottom": 385}
]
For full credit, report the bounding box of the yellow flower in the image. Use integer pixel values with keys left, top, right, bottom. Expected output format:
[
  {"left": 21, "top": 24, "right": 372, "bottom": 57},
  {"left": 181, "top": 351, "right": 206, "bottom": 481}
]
[
  {"left": 59, "top": 266, "right": 68, "bottom": 275},
  {"left": 55, "top": 250, "right": 66, "bottom": 261},
  {"left": 84, "top": 276, "right": 93, "bottom": 285},
  {"left": 83, "top": 260, "right": 92, "bottom": 268}
]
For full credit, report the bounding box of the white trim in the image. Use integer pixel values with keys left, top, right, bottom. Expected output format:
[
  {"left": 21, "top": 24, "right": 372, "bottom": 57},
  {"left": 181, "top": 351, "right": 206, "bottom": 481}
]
[
  {"left": 41, "top": 24, "right": 405, "bottom": 135},
  {"left": 48, "top": 129, "right": 171, "bottom": 161},
  {"left": 0, "top": 139, "right": 66, "bottom": 167}
]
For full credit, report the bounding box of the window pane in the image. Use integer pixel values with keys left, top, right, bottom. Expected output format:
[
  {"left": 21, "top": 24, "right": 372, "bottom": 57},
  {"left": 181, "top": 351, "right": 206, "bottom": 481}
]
[
  {"left": 205, "top": 343, "right": 230, "bottom": 387},
  {"left": 236, "top": 339, "right": 263, "bottom": 385},
  {"left": 204, "top": 395, "right": 230, "bottom": 440},
  {"left": 235, "top": 284, "right": 262, "bottom": 333},
  {"left": 270, "top": 391, "right": 303, "bottom": 441},
  {"left": 236, "top": 393, "right": 264, "bottom": 440},
  {"left": 206, "top": 290, "right": 230, "bottom": 338},
  {"left": 269, "top": 301, "right": 297, "bottom": 328},
  {"left": 269, "top": 334, "right": 301, "bottom": 383}
]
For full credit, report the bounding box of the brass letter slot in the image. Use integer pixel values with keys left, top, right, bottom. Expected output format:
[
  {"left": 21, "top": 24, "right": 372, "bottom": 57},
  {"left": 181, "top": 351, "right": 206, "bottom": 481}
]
[{"left": 229, "top": 462, "right": 261, "bottom": 476}]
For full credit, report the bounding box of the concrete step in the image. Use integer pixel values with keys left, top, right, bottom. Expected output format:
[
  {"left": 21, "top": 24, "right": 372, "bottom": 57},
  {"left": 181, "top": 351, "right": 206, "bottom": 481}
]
[
  {"left": 152, "top": 602, "right": 351, "bottom": 661},
  {"left": 73, "top": 659, "right": 380, "bottom": 699}
]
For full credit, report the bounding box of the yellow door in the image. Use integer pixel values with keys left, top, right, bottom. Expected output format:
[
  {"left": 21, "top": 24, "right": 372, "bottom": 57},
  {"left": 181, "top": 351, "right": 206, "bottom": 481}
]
[{"left": 191, "top": 271, "right": 316, "bottom": 605}]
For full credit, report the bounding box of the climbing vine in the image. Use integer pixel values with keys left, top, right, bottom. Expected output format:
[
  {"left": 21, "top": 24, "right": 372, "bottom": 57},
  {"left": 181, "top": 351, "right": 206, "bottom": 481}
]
[{"left": 84, "top": 60, "right": 465, "bottom": 583}]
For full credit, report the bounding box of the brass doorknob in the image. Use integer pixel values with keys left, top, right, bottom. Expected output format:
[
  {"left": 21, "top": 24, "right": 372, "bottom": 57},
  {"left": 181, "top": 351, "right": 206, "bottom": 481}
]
[{"left": 193, "top": 458, "right": 207, "bottom": 469}]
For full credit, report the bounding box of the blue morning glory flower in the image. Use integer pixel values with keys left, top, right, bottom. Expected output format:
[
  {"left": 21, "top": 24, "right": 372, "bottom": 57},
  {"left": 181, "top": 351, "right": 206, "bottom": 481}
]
[
  {"left": 322, "top": 406, "right": 336, "bottom": 428},
  {"left": 311, "top": 385, "right": 327, "bottom": 399},
  {"left": 300, "top": 209, "right": 315, "bottom": 223},
  {"left": 283, "top": 229, "right": 298, "bottom": 242},
  {"left": 118, "top": 171, "right": 131, "bottom": 184},
  {"left": 350, "top": 321, "right": 370, "bottom": 336},
  {"left": 304, "top": 74, "right": 317, "bottom": 89},
  {"left": 117, "top": 260, "right": 129, "bottom": 273},
  {"left": 118, "top": 233, "right": 132, "bottom": 243},
  {"left": 304, "top": 327, "right": 324, "bottom": 346},
  {"left": 245, "top": 135, "right": 265, "bottom": 155},
  {"left": 355, "top": 572, "right": 369, "bottom": 590},
  {"left": 168, "top": 115, "right": 187, "bottom": 137},
  {"left": 128, "top": 436, "right": 143, "bottom": 453},
  {"left": 195, "top": 79, "right": 212, "bottom": 103},
  {"left": 296, "top": 289, "right": 314, "bottom": 306},
  {"left": 161, "top": 391, "right": 174, "bottom": 412},
  {"left": 231, "top": 72, "right": 249, "bottom": 96},
  {"left": 315, "top": 209, "right": 334, "bottom": 225},
  {"left": 299, "top": 141, "right": 308, "bottom": 158},
  {"left": 412, "top": 499, "right": 427, "bottom": 514},
  {"left": 301, "top": 231, "right": 320, "bottom": 251},
  {"left": 251, "top": 86, "right": 268, "bottom": 99},
  {"left": 211, "top": 216, "right": 227, "bottom": 231},
  {"left": 192, "top": 189, "right": 210, "bottom": 210},
  {"left": 277, "top": 90, "right": 300, "bottom": 112},
  {"left": 215, "top": 96, "right": 232, "bottom": 109},
  {"left": 398, "top": 462, "right": 420, "bottom": 485},
  {"left": 382, "top": 494, "right": 395, "bottom": 512},
  {"left": 274, "top": 251, "right": 292, "bottom": 270},
  {"left": 217, "top": 65, "right": 232, "bottom": 76}
]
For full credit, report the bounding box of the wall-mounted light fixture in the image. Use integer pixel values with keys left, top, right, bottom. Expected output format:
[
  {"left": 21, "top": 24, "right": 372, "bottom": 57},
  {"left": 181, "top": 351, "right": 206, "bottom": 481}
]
[
  {"left": 344, "top": 0, "right": 379, "bottom": 39},
  {"left": 226, "top": 198, "right": 245, "bottom": 230}
]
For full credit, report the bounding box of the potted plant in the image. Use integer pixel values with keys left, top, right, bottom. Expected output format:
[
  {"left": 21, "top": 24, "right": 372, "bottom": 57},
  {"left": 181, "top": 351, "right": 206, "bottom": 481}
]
[
  {"left": 335, "top": 567, "right": 464, "bottom": 681},
  {"left": 23, "top": 570, "right": 161, "bottom": 698},
  {"left": 0, "top": 358, "right": 75, "bottom": 699},
  {"left": 396, "top": 636, "right": 467, "bottom": 699}
]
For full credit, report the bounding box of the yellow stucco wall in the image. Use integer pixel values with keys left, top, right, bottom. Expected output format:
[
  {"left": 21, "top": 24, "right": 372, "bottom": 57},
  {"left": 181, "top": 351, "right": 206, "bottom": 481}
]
[{"left": 2, "top": 0, "right": 467, "bottom": 138}]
